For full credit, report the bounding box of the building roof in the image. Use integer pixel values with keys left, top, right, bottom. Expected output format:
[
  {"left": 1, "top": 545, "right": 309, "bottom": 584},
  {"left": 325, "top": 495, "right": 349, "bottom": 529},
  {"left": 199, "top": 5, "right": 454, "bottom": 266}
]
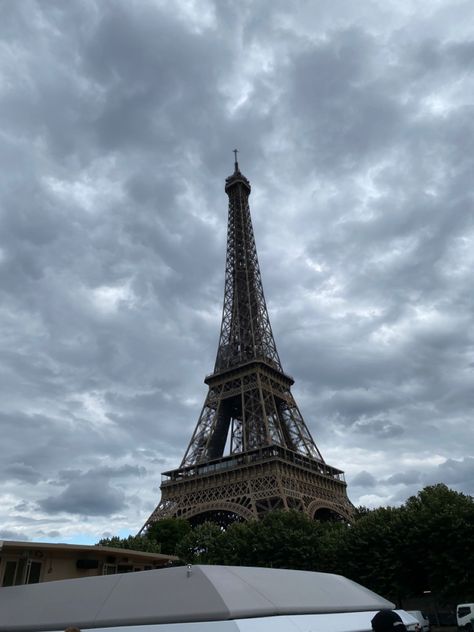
[
  {"left": 0, "top": 539, "right": 177, "bottom": 561},
  {"left": 0, "top": 564, "right": 394, "bottom": 631}
]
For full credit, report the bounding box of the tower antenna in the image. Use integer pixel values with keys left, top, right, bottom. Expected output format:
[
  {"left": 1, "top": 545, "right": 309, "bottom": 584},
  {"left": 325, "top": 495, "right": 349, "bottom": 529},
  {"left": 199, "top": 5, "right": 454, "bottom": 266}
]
[{"left": 233, "top": 148, "right": 239, "bottom": 171}]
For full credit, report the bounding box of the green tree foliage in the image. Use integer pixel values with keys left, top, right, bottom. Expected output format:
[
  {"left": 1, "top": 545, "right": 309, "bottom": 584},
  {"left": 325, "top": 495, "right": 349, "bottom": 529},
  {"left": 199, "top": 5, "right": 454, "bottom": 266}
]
[
  {"left": 97, "top": 485, "right": 474, "bottom": 605},
  {"left": 175, "top": 522, "right": 224, "bottom": 564},
  {"left": 175, "top": 511, "right": 330, "bottom": 570},
  {"left": 402, "top": 484, "right": 474, "bottom": 602},
  {"left": 337, "top": 484, "right": 474, "bottom": 603},
  {"left": 96, "top": 534, "right": 161, "bottom": 553},
  {"left": 336, "top": 505, "right": 410, "bottom": 602},
  {"left": 146, "top": 518, "right": 192, "bottom": 555},
  {"left": 354, "top": 505, "right": 372, "bottom": 520},
  {"left": 316, "top": 521, "right": 349, "bottom": 574},
  {"left": 221, "top": 511, "right": 326, "bottom": 570}
]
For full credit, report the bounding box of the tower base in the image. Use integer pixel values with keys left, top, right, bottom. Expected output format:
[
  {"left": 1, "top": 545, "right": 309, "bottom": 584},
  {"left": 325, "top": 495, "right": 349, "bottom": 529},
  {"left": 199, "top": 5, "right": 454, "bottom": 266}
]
[{"left": 140, "top": 446, "right": 354, "bottom": 531}]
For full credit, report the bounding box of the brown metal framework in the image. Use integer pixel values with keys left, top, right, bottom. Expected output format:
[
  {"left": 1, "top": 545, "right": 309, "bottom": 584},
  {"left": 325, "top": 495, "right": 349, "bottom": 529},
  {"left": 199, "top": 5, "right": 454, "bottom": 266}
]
[{"left": 140, "top": 158, "right": 353, "bottom": 532}]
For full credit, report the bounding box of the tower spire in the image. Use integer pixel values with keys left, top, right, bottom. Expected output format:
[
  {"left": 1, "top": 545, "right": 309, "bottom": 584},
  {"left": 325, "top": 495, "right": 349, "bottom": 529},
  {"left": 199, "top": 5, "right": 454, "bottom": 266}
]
[
  {"left": 216, "top": 157, "right": 280, "bottom": 373},
  {"left": 233, "top": 148, "right": 239, "bottom": 171}
]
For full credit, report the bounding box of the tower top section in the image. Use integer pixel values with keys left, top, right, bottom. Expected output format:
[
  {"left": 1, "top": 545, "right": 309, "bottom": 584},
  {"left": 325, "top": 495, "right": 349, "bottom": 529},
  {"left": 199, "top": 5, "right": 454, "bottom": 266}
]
[
  {"left": 225, "top": 149, "right": 251, "bottom": 194},
  {"left": 215, "top": 152, "right": 281, "bottom": 373}
]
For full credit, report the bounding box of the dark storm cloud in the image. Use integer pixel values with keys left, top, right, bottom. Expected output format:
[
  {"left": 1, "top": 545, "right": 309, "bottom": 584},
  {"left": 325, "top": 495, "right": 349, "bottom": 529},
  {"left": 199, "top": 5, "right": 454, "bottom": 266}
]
[
  {"left": 353, "top": 418, "right": 404, "bottom": 439},
  {"left": 39, "top": 481, "right": 125, "bottom": 517},
  {"left": 385, "top": 471, "right": 422, "bottom": 486},
  {"left": 44, "top": 530, "right": 61, "bottom": 539},
  {"left": 84, "top": 4, "right": 228, "bottom": 152},
  {"left": 39, "top": 465, "right": 146, "bottom": 516},
  {"left": 1, "top": 0, "right": 473, "bottom": 537},
  {"left": 351, "top": 471, "right": 377, "bottom": 488},
  {"left": 428, "top": 457, "right": 474, "bottom": 488},
  {"left": 3, "top": 463, "right": 43, "bottom": 485},
  {"left": 0, "top": 530, "right": 30, "bottom": 541}
]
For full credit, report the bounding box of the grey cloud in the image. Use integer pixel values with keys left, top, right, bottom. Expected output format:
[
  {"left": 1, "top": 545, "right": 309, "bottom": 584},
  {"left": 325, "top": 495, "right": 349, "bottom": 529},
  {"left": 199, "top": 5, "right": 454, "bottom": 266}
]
[
  {"left": 425, "top": 457, "right": 474, "bottom": 488},
  {"left": 3, "top": 463, "right": 43, "bottom": 485},
  {"left": 37, "top": 464, "right": 147, "bottom": 516},
  {"left": 281, "top": 31, "right": 407, "bottom": 179},
  {"left": 0, "top": 530, "right": 30, "bottom": 541},
  {"left": 39, "top": 475, "right": 126, "bottom": 517},
  {"left": 39, "top": 486, "right": 125, "bottom": 517},
  {"left": 94, "top": 464, "right": 147, "bottom": 478},
  {"left": 352, "top": 418, "right": 404, "bottom": 439},
  {"left": 385, "top": 471, "right": 422, "bottom": 486},
  {"left": 44, "top": 530, "right": 61, "bottom": 539},
  {"left": 323, "top": 389, "right": 402, "bottom": 421},
  {"left": 6, "top": 515, "right": 67, "bottom": 526},
  {"left": 351, "top": 471, "right": 377, "bottom": 488},
  {"left": 54, "top": 470, "right": 84, "bottom": 485},
  {"left": 80, "top": 2, "right": 235, "bottom": 160}
]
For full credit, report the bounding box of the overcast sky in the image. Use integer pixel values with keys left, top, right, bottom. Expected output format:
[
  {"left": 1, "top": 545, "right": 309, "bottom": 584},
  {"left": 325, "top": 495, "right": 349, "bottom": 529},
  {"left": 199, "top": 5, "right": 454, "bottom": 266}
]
[{"left": 1, "top": 0, "right": 473, "bottom": 544}]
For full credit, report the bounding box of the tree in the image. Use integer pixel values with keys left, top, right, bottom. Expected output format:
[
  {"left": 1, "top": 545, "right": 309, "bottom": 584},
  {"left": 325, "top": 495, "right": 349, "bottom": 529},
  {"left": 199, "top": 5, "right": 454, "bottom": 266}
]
[
  {"left": 354, "top": 505, "right": 373, "bottom": 520},
  {"left": 146, "top": 518, "right": 192, "bottom": 555},
  {"left": 333, "top": 485, "right": 474, "bottom": 605},
  {"left": 96, "top": 483, "right": 474, "bottom": 607},
  {"left": 337, "top": 505, "right": 409, "bottom": 602},
  {"left": 175, "top": 521, "right": 224, "bottom": 564},
  {"left": 234, "top": 510, "right": 325, "bottom": 570},
  {"left": 176, "top": 511, "right": 328, "bottom": 571},
  {"left": 402, "top": 484, "right": 474, "bottom": 602},
  {"left": 97, "top": 535, "right": 161, "bottom": 553},
  {"left": 316, "top": 521, "right": 350, "bottom": 574}
]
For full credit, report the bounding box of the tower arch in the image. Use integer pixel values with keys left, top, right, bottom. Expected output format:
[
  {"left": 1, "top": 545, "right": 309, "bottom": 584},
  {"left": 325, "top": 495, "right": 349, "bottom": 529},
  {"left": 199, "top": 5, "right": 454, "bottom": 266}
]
[
  {"left": 181, "top": 502, "right": 254, "bottom": 528},
  {"left": 308, "top": 500, "right": 351, "bottom": 523}
]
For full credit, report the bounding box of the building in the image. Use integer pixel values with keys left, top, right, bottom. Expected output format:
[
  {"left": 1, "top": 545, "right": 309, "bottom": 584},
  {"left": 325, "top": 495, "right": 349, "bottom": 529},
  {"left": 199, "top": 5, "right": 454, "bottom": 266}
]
[
  {"left": 141, "top": 155, "right": 353, "bottom": 531},
  {"left": 0, "top": 540, "right": 177, "bottom": 587}
]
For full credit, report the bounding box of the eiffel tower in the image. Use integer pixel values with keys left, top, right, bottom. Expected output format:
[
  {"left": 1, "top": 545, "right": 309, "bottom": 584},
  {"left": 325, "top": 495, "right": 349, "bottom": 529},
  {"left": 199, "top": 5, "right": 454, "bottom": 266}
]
[{"left": 141, "top": 153, "right": 353, "bottom": 531}]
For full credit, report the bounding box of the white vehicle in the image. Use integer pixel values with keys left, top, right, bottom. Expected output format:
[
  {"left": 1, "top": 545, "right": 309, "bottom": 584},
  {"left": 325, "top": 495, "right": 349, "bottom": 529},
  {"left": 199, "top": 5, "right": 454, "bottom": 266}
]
[
  {"left": 0, "top": 564, "right": 418, "bottom": 632},
  {"left": 457, "top": 603, "right": 474, "bottom": 631},
  {"left": 407, "top": 610, "right": 430, "bottom": 632}
]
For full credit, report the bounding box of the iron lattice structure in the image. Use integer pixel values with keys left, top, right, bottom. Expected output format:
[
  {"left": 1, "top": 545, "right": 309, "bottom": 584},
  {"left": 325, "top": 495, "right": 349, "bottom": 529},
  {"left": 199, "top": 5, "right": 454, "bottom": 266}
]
[{"left": 141, "top": 158, "right": 353, "bottom": 531}]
